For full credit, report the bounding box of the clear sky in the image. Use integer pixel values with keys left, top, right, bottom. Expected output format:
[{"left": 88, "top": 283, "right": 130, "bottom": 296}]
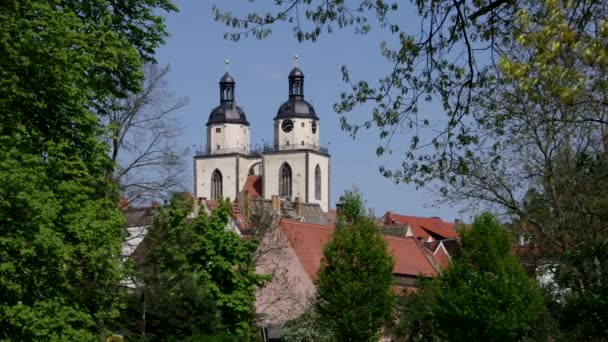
[{"left": 154, "top": 1, "right": 468, "bottom": 222}]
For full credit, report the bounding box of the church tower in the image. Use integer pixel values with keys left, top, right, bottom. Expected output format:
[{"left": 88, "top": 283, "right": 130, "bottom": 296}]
[
  {"left": 262, "top": 65, "right": 330, "bottom": 211},
  {"left": 194, "top": 71, "right": 261, "bottom": 202},
  {"left": 194, "top": 62, "right": 330, "bottom": 212},
  {"left": 206, "top": 72, "right": 250, "bottom": 153}
]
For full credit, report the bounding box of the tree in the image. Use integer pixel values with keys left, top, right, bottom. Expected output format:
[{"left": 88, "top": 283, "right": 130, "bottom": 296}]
[
  {"left": 432, "top": 213, "right": 545, "bottom": 342},
  {"left": 106, "top": 63, "right": 188, "bottom": 205},
  {"left": 213, "top": 0, "right": 534, "bottom": 186},
  {"left": 315, "top": 190, "right": 394, "bottom": 341},
  {"left": 389, "top": 278, "right": 439, "bottom": 342},
  {"left": 127, "top": 195, "right": 267, "bottom": 340},
  {"left": 0, "top": 0, "right": 175, "bottom": 339}
]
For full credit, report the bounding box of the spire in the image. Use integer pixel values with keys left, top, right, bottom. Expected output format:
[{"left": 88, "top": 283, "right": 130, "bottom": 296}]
[
  {"left": 288, "top": 55, "right": 304, "bottom": 98},
  {"left": 219, "top": 59, "right": 235, "bottom": 103}
]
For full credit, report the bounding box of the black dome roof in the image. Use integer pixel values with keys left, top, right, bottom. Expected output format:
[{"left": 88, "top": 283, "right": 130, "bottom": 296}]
[
  {"left": 275, "top": 67, "right": 318, "bottom": 120},
  {"left": 289, "top": 67, "right": 304, "bottom": 78},
  {"left": 275, "top": 97, "right": 318, "bottom": 120},
  {"left": 220, "top": 72, "right": 234, "bottom": 83},
  {"left": 207, "top": 72, "right": 249, "bottom": 126},
  {"left": 207, "top": 102, "right": 249, "bottom": 126}
]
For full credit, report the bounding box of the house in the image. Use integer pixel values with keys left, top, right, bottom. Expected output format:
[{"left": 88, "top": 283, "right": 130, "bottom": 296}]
[
  {"left": 380, "top": 211, "right": 459, "bottom": 243},
  {"left": 255, "top": 218, "right": 442, "bottom": 328}
]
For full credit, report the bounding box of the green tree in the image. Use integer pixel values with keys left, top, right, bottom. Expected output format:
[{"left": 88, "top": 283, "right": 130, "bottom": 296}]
[
  {"left": 0, "top": 0, "right": 175, "bottom": 340},
  {"left": 127, "top": 196, "right": 266, "bottom": 340},
  {"left": 433, "top": 213, "right": 544, "bottom": 342},
  {"left": 315, "top": 190, "right": 394, "bottom": 341},
  {"left": 390, "top": 278, "right": 439, "bottom": 342}
]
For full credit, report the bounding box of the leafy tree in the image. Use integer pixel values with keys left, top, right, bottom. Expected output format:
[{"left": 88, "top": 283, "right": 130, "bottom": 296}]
[
  {"left": 389, "top": 278, "right": 439, "bottom": 342},
  {"left": 433, "top": 213, "right": 544, "bottom": 342},
  {"left": 0, "top": 0, "right": 175, "bottom": 339},
  {"left": 282, "top": 307, "right": 331, "bottom": 342},
  {"left": 127, "top": 195, "right": 267, "bottom": 340},
  {"left": 315, "top": 190, "right": 394, "bottom": 341}
]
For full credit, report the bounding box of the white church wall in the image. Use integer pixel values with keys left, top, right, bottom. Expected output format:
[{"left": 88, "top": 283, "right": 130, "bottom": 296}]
[
  {"left": 237, "top": 155, "right": 262, "bottom": 190},
  {"left": 275, "top": 119, "right": 319, "bottom": 149},
  {"left": 263, "top": 152, "right": 307, "bottom": 201},
  {"left": 307, "top": 153, "right": 330, "bottom": 212},
  {"left": 194, "top": 156, "right": 238, "bottom": 201},
  {"left": 208, "top": 123, "right": 250, "bottom": 152}
]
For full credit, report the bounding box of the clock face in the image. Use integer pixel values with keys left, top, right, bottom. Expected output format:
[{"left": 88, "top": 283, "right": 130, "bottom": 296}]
[
  {"left": 281, "top": 119, "right": 294, "bottom": 133},
  {"left": 311, "top": 121, "right": 318, "bottom": 134}
]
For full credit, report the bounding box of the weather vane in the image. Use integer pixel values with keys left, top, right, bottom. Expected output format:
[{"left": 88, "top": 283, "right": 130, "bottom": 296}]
[
  {"left": 225, "top": 59, "right": 230, "bottom": 72},
  {"left": 293, "top": 54, "right": 299, "bottom": 68}
]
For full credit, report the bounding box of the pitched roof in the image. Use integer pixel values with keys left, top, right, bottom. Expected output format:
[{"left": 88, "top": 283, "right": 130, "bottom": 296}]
[
  {"left": 383, "top": 212, "right": 458, "bottom": 240},
  {"left": 279, "top": 219, "right": 440, "bottom": 279},
  {"left": 243, "top": 175, "right": 262, "bottom": 198}
]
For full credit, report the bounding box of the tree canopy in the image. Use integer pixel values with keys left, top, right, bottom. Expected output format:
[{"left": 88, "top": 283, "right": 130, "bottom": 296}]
[
  {"left": 315, "top": 190, "right": 394, "bottom": 341},
  {"left": 0, "top": 0, "right": 176, "bottom": 339},
  {"left": 433, "top": 213, "right": 545, "bottom": 341},
  {"left": 126, "top": 196, "right": 267, "bottom": 340}
]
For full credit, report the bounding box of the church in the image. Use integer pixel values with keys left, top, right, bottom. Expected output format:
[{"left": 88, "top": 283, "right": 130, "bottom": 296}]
[{"left": 194, "top": 65, "right": 331, "bottom": 212}]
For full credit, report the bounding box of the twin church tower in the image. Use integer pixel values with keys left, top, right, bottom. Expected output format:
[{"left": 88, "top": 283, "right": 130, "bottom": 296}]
[{"left": 194, "top": 64, "right": 331, "bottom": 212}]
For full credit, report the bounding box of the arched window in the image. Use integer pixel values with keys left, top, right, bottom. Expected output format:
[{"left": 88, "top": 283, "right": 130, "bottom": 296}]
[
  {"left": 315, "top": 165, "right": 322, "bottom": 200},
  {"left": 211, "top": 169, "right": 223, "bottom": 200},
  {"left": 279, "top": 163, "right": 292, "bottom": 198}
]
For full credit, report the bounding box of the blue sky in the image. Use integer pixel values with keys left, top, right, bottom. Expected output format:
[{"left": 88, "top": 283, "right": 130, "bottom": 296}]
[{"left": 155, "top": 1, "right": 468, "bottom": 222}]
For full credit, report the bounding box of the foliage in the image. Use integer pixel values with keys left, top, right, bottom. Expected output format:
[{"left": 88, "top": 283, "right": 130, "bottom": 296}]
[
  {"left": 389, "top": 279, "right": 440, "bottom": 342},
  {"left": 315, "top": 190, "right": 394, "bottom": 341},
  {"left": 126, "top": 195, "right": 267, "bottom": 340},
  {"left": 0, "top": 0, "right": 175, "bottom": 340},
  {"left": 282, "top": 307, "right": 331, "bottom": 342},
  {"left": 433, "top": 213, "right": 545, "bottom": 342}
]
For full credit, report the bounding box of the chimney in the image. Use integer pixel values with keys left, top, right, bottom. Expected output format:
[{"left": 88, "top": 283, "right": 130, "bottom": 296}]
[
  {"left": 335, "top": 196, "right": 346, "bottom": 215},
  {"left": 294, "top": 196, "right": 303, "bottom": 217},
  {"left": 454, "top": 218, "right": 462, "bottom": 229},
  {"left": 385, "top": 211, "right": 394, "bottom": 225},
  {"left": 271, "top": 195, "right": 280, "bottom": 214}
]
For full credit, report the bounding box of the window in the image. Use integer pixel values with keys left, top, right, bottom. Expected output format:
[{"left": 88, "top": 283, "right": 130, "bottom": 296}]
[
  {"left": 301, "top": 122, "right": 305, "bottom": 127},
  {"left": 279, "top": 163, "right": 292, "bottom": 198},
  {"left": 315, "top": 165, "right": 321, "bottom": 200},
  {"left": 216, "top": 145, "right": 220, "bottom": 150},
  {"left": 286, "top": 140, "right": 290, "bottom": 146},
  {"left": 216, "top": 127, "right": 221, "bottom": 133},
  {"left": 211, "top": 169, "right": 223, "bottom": 200},
  {"left": 301, "top": 141, "right": 305, "bottom": 146}
]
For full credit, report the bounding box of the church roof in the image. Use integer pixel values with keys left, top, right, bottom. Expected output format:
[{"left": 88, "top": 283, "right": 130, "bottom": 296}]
[
  {"left": 274, "top": 67, "right": 319, "bottom": 120},
  {"left": 207, "top": 102, "right": 249, "bottom": 126},
  {"left": 207, "top": 72, "right": 249, "bottom": 126},
  {"left": 275, "top": 97, "right": 318, "bottom": 120}
]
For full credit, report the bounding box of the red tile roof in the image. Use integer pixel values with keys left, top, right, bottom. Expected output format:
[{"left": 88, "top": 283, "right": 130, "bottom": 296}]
[
  {"left": 280, "top": 219, "right": 440, "bottom": 280},
  {"left": 383, "top": 212, "right": 458, "bottom": 240},
  {"left": 243, "top": 175, "right": 262, "bottom": 198},
  {"left": 433, "top": 244, "right": 451, "bottom": 268}
]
